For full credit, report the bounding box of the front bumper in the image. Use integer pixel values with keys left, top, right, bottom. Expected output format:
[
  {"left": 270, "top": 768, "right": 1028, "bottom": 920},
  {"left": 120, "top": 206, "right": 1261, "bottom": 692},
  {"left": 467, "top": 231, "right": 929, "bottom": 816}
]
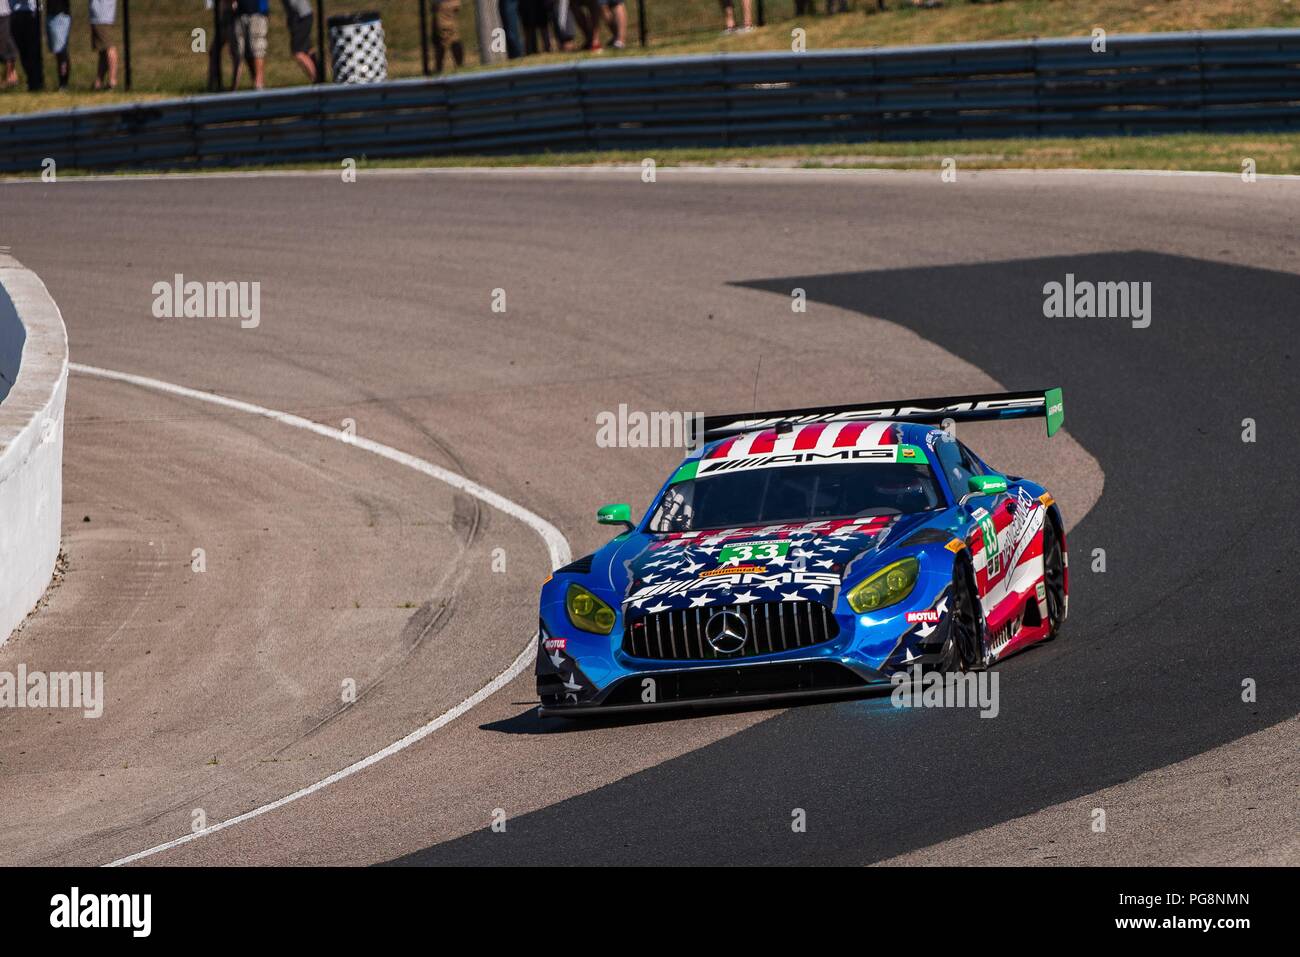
[
  {"left": 538, "top": 656, "right": 892, "bottom": 718},
  {"left": 536, "top": 563, "right": 955, "bottom": 717}
]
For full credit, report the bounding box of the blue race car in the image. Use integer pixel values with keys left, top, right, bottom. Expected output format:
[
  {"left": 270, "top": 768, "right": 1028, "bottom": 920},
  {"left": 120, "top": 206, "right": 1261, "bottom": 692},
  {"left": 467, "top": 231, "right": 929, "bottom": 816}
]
[{"left": 536, "top": 389, "right": 1069, "bottom": 716}]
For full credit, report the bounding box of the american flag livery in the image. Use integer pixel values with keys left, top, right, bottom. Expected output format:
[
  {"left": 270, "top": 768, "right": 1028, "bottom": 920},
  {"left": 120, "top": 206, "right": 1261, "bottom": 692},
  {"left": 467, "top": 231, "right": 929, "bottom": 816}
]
[
  {"left": 626, "top": 517, "right": 900, "bottom": 613},
  {"left": 703, "top": 421, "right": 900, "bottom": 460},
  {"left": 650, "top": 515, "right": 895, "bottom": 547},
  {"left": 970, "top": 487, "right": 1048, "bottom": 656}
]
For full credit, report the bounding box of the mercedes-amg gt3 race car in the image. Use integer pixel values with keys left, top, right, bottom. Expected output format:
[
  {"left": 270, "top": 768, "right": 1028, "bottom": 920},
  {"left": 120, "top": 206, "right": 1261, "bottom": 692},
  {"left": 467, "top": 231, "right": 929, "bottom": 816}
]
[{"left": 536, "top": 389, "right": 1069, "bottom": 716}]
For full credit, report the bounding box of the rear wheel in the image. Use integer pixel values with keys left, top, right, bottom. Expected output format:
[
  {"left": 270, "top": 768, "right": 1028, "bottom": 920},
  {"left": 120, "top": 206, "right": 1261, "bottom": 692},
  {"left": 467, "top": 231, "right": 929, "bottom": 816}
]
[
  {"left": 1042, "top": 516, "right": 1067, "bottom": 640},
  {"left": 939, "top": 559, "right": 988, "bottom": 671}
]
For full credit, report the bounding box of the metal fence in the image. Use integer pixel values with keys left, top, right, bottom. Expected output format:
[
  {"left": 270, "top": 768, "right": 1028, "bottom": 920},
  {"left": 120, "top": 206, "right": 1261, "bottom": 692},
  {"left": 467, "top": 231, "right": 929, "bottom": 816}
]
[{"left": 3, "top": 29, "right": 1299, "bottom": 172}]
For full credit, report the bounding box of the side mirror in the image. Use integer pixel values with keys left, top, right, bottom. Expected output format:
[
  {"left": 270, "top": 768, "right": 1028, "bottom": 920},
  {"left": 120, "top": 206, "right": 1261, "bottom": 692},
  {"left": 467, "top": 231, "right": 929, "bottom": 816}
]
[
  {"left": 967, "top": 474, "right": 1008, "bottom": 496},
  {"left": 597, "top": 503, "right": 635, "bottom": 533}
]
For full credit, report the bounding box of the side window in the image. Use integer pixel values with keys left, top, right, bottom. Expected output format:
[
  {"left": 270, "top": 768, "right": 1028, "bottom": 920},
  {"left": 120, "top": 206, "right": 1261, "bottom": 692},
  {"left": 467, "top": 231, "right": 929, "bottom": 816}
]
[
  {"left": 933, "top": 437, "right": 974, "bottom": 503},
  {"left": 958, "top": 443, "right": 986, "bottom": 477}
]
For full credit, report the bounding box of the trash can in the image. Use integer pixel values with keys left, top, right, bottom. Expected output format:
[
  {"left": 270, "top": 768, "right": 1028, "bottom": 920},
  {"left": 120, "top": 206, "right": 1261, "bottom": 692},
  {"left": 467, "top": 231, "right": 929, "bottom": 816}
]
[{"left": 328, "top": 11, "right": 388, "bottom": 84}]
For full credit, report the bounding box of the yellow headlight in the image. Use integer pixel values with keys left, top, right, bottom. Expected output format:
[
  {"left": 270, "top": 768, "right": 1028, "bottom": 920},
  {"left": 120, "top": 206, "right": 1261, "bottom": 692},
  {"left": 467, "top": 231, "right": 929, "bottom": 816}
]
[
  {"left": 566, "top": 583, "right": 617, "bottom": 635},
  {"left": 847, "top": 558, "right": 919, "bottom": 614}
]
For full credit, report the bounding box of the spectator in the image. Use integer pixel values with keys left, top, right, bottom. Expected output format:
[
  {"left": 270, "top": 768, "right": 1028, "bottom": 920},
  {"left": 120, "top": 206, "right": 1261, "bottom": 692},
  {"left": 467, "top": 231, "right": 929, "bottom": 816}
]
[
  {"left": 0, "top": 0, "right": 19, "bottom": 89},
  {"left": 9, "top": 0, "right": 40, "bottom": 91},
  {"left": 573, "top": 0, "right": 600, "bottom": 51},
  {"left": 280, "top": 0, "right": 316, "bottom": 82},
  {"left": 88, "top": 0, "right": 116, "bottom": 90},
  {"left": 597, "top": 0, "right": 625, "bottom": 50},
  {"left": 227, "top": 0, "right": 269, "bottom": 90},
  {"left": 46, "top": 0, "right": 70, "bottom": 89},
  {"left": 545, "top": 0, "right": 575, "bottom": 52},
  {"left": 497, "top": 0, "right": 523, "bottom": 59},
  {"left": 519, "top": 0, "right": 547, "bottom": 55},
  {"left": 718, "top": 0, "right": 752, "bottom": 34},
  {"left": 429, "top": 0, "right": 463, "bottom": 72},
  {"left": 825, "top": 0, "right": 846, "bottom": 13}
]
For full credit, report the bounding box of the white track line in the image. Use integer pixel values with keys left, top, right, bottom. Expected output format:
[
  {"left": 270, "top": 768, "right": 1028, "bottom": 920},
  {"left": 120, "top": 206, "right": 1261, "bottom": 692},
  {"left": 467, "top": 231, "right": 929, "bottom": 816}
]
[{"left": 68, "top": 363, "right": 571, "bottom": 867}]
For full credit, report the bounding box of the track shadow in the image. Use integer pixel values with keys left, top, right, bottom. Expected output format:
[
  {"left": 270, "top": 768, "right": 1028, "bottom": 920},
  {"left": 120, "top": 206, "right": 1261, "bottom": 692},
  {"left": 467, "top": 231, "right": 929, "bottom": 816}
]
[{"left": 480, "top": 687, "right": 896, "bottom": 735}]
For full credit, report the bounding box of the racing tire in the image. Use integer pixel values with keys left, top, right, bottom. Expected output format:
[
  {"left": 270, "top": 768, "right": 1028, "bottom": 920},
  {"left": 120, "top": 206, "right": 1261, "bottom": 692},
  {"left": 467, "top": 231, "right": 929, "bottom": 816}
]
[
  {"left": 1042, "top": 515, "right": 1067, "bottom": 641},
  {"left": 939, "top": 558, "right": 988, "bottom": 672}
]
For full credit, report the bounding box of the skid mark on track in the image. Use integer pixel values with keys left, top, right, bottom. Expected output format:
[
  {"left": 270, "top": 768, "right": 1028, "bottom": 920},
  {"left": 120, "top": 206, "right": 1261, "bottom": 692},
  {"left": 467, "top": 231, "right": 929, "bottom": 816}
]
[
  {"left": 64, "top": 364, "right": 570, "bottom": 867},
  {"left": 236, "top": 345, "right": 490, "bottom": 554},
  {"left": 277, "top": 596, "right": 459, "bottom": 751}
]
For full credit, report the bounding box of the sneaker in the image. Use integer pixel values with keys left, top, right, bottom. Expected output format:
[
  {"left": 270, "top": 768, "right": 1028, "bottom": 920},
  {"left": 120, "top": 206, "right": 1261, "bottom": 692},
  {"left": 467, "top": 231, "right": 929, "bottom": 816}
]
[{"left": 612, "top": 39, "right": 625, "bottom": 49}]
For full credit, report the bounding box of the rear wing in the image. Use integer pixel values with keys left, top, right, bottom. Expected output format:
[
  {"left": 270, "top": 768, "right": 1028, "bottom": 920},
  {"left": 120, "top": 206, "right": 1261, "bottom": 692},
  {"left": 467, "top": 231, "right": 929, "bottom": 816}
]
[{"left": 693, "top": 388, "right": 1064, "bottom": 444}]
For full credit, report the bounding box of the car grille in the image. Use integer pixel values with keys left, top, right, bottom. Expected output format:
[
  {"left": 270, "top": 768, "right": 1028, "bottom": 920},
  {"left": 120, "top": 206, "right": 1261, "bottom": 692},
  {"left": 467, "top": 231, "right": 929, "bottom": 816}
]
[
  {"left": 623, "top": 601, "right": 838, "bottom": 661},
  {"left": 599, "top": 660, "right": 865, "bottom": 707}
]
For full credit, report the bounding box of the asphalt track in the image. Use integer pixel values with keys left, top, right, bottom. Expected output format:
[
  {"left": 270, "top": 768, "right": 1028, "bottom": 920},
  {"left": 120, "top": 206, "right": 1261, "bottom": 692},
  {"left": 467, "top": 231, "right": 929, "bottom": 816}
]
[{"left": 0, "top": 168, "right": 1295, "bottom": 866}]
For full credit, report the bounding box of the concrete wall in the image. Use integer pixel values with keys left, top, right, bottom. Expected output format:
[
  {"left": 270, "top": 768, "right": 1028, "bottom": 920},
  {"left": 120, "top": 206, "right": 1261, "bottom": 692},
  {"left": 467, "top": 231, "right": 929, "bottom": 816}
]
[
  {"left": 0, "top": 269, "right": 22, "bottom": 404},
  {"left": 0, "top": 253, "right": 68, "bottom": 645}
]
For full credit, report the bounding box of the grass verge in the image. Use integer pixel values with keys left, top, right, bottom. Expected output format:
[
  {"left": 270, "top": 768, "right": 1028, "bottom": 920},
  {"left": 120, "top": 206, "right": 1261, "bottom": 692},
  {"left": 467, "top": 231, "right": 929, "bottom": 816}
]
[{"left": 9, "top": 131, "right": 1296, "bottom": 179}]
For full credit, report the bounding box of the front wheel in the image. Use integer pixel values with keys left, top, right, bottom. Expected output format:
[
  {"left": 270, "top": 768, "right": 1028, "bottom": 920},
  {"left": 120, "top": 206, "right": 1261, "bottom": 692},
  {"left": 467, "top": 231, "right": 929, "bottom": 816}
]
[{"left": 939, "top": 558, "right": 988, "bottom": 672}]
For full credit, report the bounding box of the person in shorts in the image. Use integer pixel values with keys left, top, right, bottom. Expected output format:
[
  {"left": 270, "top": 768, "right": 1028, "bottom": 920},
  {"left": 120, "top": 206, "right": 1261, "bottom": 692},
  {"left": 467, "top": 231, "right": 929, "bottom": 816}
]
[
  {"left": 46, "top": 0, "right": 71, "bottom": 89},
  {"left": 0, "top": 0, "right": 20, "bottom": 89},
  {"left": 429, "top": 0, "right": 462, "bottom": 73},
  {"left": 280, "top": 0, "right": 315, "bottom": 82},
  {"left": 226, "top": 0, "right": 268, "bottom": 90},
  {"left": 88, "top": 0, "right": 117, "bottom": 90},
  {"left": 718, "top": 0, "right": 753, "bottom": 34},
  {"left": 597, "top": 0, "right": 624, "bottom": 50}
]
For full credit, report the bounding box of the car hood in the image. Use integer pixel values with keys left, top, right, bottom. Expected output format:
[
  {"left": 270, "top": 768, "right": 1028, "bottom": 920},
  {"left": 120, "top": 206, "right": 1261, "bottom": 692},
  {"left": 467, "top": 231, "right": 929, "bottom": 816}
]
[{"left": 622, "top": 514, "right": 929, "bottom": 613}]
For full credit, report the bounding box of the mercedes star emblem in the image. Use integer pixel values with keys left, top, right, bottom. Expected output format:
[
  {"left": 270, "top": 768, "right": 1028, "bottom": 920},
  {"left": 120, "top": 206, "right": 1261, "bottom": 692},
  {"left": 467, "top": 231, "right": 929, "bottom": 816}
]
[{"left": 705, "top": 609, "right": 748, "bottom": 654}]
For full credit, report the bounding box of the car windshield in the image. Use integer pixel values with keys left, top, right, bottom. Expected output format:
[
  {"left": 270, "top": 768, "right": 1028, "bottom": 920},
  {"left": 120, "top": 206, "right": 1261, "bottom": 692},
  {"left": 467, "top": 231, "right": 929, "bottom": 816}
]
[{"left": 648, "top": 462, "right": 945, "bottom": 533}]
